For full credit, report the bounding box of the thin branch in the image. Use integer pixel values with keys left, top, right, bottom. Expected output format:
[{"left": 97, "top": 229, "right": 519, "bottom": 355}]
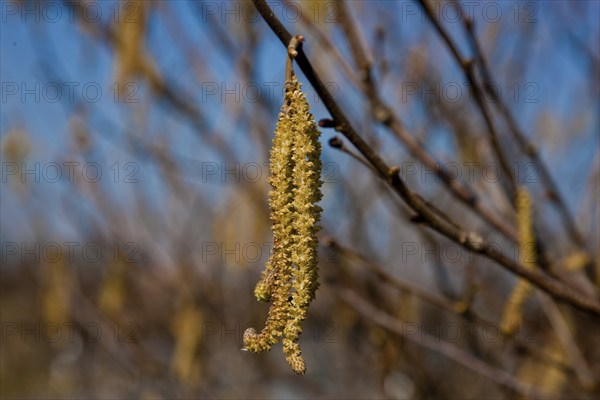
[
  {"left": 332, "top": 2, "right": 518, "bottom": 242},
  {"left": 536, "top": 292, "right": 596, "bottom": 389},
  {"left": 338, "top": 288, "right": 548, "bottom": 399},
  {"left": 326, "top": 135, "right": 377, "bottom": 174},
  {"left": 329, "top": 223, "right": 591, "bottom": 382},
  {"left": 327, "top": 239, "right": 464, "bottom": 313},
  {"left": 415, "top": 0, "right": 517, "bottom": 199},
  {"left": 250, "top": 0, "right": 600, "bottom": 315},
  {"left": 461, "top": 11, "right": 588, "bottom": 253}
]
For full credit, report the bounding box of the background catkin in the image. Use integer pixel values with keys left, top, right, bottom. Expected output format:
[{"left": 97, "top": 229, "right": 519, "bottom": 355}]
[
  {"left": 501, "top": 187, "right": 536, "bottom": 334},
  {"left": 243, "top": 75, "right": 322, "bottom": 375}
]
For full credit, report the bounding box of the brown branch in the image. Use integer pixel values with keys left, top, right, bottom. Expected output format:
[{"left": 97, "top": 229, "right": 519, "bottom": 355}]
[
  {"left": 332, "top": 2, "right": 518, "bottom": 242},
  {"left": 461, "top": 11, "right": 588, "bottom": 253},
  {"left": 327, "top": 239, "right": 464, "bottom": 313},
  {"left": 326, "top": 135, "right": 377, "bottom": 174},
  {"left": 536, "top": 292, "right": 596, "bottom": 389},
  {"left": 415, "top": 0, "right": 517, "bottom": 199},
  {"left": 327, "top": 239, "right": 581, "bottom": 379},
  {"left": 388, "top": 168, "right": 600, "bottom": 315},
  {"left": 250, "top": 0, "right": 600, "bottom": 315},
  {"left": 338, "top": 288, "right": 547, "bottom": 399}
]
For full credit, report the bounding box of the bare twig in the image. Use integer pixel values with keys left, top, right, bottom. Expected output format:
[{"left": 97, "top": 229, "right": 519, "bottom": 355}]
[
  {"left": 536, "top": 292, "right": 596, "bottom": 389},
  {"left": 338, "top": 288, "right": 547, "bottom": 399},
  {"left": 415, "top": 0, "right": 516, "bottom": 198},
  {"left": 326, "top": 239, "right": 464, "bottom": 313},
  {"left": 327, "top": 238, "right": 580, "bottom": 377},
  {"left": 333, "top": 2, "right": 517, "bottom": 241},
  {"left": 327, "top": 135, "right": 377, "bottom": 174},
  {"left": 461, "top": 8, "right": 589, "bottom": 254}
]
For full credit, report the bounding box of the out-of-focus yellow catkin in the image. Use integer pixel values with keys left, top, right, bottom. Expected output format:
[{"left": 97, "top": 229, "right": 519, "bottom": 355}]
[
  {"left": 41, "top": 254, "right": 71, "bottom": 325},
  {"left": 243, "top": 67, "right": 322, "bottom": 375},
  {"left": 517, "top": 336, "right": 567, "bottom": 396},
  {"left": 98, "top": 259, "right": 128, "bottom": 318},
  {"left": 501, "top": 187, "right": 536, "bottom": 334},
  {"left": 170, "top": 303, "right": 203, "bottom": 385},
  {"left": 2, "top": 129, "right": 31, "bottom": 193},
  {"left": 113, "top": 1, "right": 161, "bottom": 98},
  {"left": 561, "top": 251, "right": 590, "bottom": 272},
  {"left": 2, "top": 129, "right": 30, "bottom": 163}
]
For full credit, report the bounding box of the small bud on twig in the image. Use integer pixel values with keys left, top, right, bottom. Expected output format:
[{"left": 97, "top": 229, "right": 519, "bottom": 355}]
[
  {"left": 319, "top": 118, "right": 337, "bottom": 128},
  {"left": 328, "top": 136, "right": 343, "bottom": 149}
]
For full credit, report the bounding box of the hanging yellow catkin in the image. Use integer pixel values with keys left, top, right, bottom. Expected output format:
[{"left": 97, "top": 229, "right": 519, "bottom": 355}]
[
  {"left": 244, "top": 37, "right": 322, "bottom": 375},
  {"left": 282, "top": 74, "right": 322, "bottom": 375},
  {"left": 501, "top": 187, "right": 536, "bottom": 334}
]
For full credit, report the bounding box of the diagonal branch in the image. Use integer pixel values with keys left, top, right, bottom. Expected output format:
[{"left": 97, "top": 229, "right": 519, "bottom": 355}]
[
  {"left": 338, "top": 287, "right": 547, "bottom": 399},
  {"left": 334, "top": 1, "right": 517, "bottom": 242},
  {"left": 461, "top": 11, "right": 588, "bottom": 253},
  {"left": 415, "top": 0, "right": 517, "bottom": 200}
]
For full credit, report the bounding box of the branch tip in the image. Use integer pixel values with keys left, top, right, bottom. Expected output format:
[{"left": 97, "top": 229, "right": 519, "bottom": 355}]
[
  {"left": 388, "top": 165, "right": 400, "bottom": 174},
  {"left": 409, "top": 214, "right": 428, "bottom": 224},
  {"left": 323, "top": 236, "right": 337, "bottom": 248},
  {"left": 464, "top": 16, "right": 474, "bottom": 30},
  {"left": 461, "top": 58, "right": 475, "bottom": 70},
  {"left": 328, "top": 136, "right": 343, "bottom": 149},
  {"left": 319, "top": 118, "right": 337, "bottom": 128}
]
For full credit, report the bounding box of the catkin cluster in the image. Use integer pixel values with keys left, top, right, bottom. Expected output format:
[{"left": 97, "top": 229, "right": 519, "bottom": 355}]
[{"left": 243, "top": 74, "right": 322, "bottom": 375}]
